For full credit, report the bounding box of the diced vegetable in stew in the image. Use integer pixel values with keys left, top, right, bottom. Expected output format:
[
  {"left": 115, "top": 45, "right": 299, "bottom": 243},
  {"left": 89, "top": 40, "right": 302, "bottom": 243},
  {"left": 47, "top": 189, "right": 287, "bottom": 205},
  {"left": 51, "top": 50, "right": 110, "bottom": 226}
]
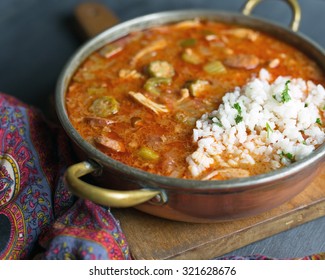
[
  {"left": 147, "top": 60, "right": 175, "bottom": 78},
  {"left": 138, "top": 147, "right": 160, "bottom": 161},
  {"left": 144, "top": 77, "right": 172, "bottom": 95},
  {"left": 89, "top": 96, "right": 119, "bottom": 117}
]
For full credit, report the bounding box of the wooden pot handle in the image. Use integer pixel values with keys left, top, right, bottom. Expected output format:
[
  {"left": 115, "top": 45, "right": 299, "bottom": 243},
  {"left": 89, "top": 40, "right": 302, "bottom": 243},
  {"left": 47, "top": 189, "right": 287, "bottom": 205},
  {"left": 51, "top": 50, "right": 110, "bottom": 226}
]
[{"left": 74, "top": 2, "right": 119, "bottom": 39}]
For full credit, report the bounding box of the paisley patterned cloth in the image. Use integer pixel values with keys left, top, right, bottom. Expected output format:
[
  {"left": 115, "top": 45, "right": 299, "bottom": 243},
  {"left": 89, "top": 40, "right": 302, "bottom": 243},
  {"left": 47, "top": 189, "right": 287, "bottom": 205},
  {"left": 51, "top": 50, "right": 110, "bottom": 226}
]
[{"left": 0, "top": 93, "right": 130, "bottom": 260}]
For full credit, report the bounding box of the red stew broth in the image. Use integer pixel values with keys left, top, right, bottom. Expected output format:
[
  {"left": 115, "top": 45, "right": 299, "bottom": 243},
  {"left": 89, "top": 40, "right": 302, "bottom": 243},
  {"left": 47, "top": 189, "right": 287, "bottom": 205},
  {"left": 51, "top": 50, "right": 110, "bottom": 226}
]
[{"left": 65, "top": 20, "right": 325, "bottom": 179}]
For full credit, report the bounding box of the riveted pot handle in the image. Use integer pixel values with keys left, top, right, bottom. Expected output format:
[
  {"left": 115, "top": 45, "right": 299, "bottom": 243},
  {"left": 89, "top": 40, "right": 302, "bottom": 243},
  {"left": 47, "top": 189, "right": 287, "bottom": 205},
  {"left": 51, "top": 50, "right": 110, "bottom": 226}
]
[
  {"left": 242, "top": 0, "right": 301, "bottom": 32},
  {"left": 65, "top": 161, "right": 162, "bottom": 207}
]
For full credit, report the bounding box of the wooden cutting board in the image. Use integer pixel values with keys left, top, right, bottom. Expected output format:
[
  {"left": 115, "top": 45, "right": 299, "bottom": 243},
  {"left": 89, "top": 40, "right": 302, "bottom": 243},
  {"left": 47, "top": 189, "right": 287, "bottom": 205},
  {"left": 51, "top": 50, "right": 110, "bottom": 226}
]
[{"left": 112, "top": 166, "right": 325, "bottom": 260}]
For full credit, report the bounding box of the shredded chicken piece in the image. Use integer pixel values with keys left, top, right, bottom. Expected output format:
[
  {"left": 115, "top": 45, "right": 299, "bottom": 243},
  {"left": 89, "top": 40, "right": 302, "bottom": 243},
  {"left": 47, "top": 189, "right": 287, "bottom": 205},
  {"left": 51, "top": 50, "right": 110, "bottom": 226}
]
[
  {"left": 177, "top": 88, "right": 190, "bottom": 103},
  {"left": 94, "top": 134, "right": 125, "bottom": 152},
  {"left": 223, "top": 28, "right": 259, "bottom": 41},
  {"left": 130, "top": 40, "right": 167, "bottom": 66},
  {"left": 128, "top": 91, "right": 169, "bottom": 114},
  {"left": 173, "top": 19, "right": 201, "bottom": 29},
  {"left": 119, "top": 69, "right": 144, "bottom": 79},
  {"left": 99, "top": 45, "right": 123, "bottom": 58},
  {"left": 202, "top": 168, "right": 250, "bottom": 180}
]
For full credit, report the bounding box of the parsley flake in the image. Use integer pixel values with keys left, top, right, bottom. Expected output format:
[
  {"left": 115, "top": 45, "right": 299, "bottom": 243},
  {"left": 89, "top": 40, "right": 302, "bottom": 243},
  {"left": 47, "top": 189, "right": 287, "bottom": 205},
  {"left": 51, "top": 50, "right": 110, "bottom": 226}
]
[
  {"left": 266, "top": 122, "right": 273, "bottom": 138},
  {"left": 209, "top": 116, "right": 223, "bottom": 127},
  {"left": 281, "top": 80, "right": 291, "bottom": 103},
  {"left": 282, "top": 151, "right": 294, "bottom": 160},
  {"left": 233, "top": 103, "right": 243, "bottom": 124},
  {"left": 316, "top": 118, "right": 322, "bottom": 126},
  {"left": 215, "top": 121, "right": 223, "bottom": 127},
  {"left": 235, "top": 115, "right": 243, "bottom": 124},
  {"left": 213, "top": 118, "right": 222, "bottom": 127},
  {"left": 234, "top": 102, "right": 242, "bottom": 114}
]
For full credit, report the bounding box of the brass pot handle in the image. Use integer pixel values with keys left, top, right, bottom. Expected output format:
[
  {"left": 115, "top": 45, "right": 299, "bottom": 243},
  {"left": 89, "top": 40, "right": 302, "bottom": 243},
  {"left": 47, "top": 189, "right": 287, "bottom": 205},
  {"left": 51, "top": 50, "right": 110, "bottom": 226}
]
[
  {"left": 65, "top": 161, "right": 162, "bottom": 207},
  {"left": 242, "top": 0, "right": 301, "bottom": 32}
]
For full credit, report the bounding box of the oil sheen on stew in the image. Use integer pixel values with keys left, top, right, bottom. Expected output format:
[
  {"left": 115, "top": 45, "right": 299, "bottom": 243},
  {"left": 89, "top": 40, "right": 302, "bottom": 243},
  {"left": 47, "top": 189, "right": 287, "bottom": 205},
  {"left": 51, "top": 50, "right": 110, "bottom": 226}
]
[{"left": 65, "top": 20, "right": 325, "bottom": 180}]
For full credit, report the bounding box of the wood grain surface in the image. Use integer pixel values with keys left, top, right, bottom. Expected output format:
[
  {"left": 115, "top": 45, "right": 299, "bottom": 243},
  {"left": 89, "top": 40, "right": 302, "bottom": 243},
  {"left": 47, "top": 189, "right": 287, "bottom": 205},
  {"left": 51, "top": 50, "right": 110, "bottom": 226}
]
[{"left": 113, "top": 166, "right": 325, "bottom": 260}]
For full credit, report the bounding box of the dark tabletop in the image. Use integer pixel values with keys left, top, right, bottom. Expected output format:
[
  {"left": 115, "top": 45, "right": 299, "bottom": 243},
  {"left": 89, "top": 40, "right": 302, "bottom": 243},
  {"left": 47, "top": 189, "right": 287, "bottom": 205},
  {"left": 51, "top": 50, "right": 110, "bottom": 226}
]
[{"left": 0, "top": 0, "right": 324, "bottom": 259}]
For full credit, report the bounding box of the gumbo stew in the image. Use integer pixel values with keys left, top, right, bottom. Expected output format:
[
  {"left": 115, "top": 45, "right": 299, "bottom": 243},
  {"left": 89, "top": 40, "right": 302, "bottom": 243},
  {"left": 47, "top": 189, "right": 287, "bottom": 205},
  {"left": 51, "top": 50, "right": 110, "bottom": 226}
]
[{"left": 65, "top": 19, "right": 325, "bottom": 180}]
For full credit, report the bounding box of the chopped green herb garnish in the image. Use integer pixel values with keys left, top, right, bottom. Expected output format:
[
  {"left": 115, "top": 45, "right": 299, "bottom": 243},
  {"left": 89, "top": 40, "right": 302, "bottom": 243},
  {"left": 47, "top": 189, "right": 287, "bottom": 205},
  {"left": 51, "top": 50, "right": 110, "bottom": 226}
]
[
  {"left": 304, "top": 103, "right": 308, "bottom": 108},
  {"left": 213, "top": 121, "right": 223, "bottom": 127},
  {"left": 266, "top": 122, "right": 273, "bottom": 138},
  {"left": 302, "top": 140, "right": 307, "bottom": 145},
  {"left": 282, "top": 151, "right": 294, "bottom": 160},
  {"left": 214, "top": 119, "right": 223, "bottom": 127},
  {"left": 322, "top": 105, "right": 325, "bottom": 110},
  {"left": 281, "top": 80, "right": 291, "bottom": 103},
  {"left": 235, "top": 115, "right": 243, "bottom": 124},
  {"left": 316, "top": 118, "right": 322, "bottom": 125},
  {"left": 285, "top": 153, "right": 293, "bottom": 160},
  {"left": 234, "top": 102, "right": 242, "bottom": 114},
  {"left": 209, "top": 116, "right": 223, "bottom": 127},
  {"left": 233, "top": 103, "right": 243, "bottom": 124}
]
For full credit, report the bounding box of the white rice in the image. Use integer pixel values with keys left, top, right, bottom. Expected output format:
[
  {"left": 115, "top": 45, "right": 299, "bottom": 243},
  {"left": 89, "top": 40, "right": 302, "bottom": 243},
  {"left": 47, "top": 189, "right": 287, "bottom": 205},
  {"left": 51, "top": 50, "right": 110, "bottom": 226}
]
[{"left": 187, "top": 69, "right": 325, "bottom": 177}]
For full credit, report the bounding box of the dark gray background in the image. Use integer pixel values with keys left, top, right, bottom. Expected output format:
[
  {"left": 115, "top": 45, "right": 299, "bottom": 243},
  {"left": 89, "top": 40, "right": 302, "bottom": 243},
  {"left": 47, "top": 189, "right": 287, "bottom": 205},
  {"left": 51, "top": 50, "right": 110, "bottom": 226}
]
[{"left": 0, "top": 0, "right": 324, "bottom": 259}]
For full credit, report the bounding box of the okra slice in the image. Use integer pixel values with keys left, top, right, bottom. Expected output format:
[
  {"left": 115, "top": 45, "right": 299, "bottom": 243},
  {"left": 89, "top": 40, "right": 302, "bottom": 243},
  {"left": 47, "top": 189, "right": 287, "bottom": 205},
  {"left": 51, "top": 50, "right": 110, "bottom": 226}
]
[
  {"left": 89, "top": 96, "right": 120, "bottom": 117},
  {"left": 148, "top": 60, "right": 175, "bottom": 78},
  {"left": 144, "top": 77, "right": 172, "bottom": 95}
]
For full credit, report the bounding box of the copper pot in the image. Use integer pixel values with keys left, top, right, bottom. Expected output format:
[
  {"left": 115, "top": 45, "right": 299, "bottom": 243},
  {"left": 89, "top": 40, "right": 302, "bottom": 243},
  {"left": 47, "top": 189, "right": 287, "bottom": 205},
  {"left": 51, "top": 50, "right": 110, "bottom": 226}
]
[{"left": 55, "top": 0, "right": 325, "bottom": 222}]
